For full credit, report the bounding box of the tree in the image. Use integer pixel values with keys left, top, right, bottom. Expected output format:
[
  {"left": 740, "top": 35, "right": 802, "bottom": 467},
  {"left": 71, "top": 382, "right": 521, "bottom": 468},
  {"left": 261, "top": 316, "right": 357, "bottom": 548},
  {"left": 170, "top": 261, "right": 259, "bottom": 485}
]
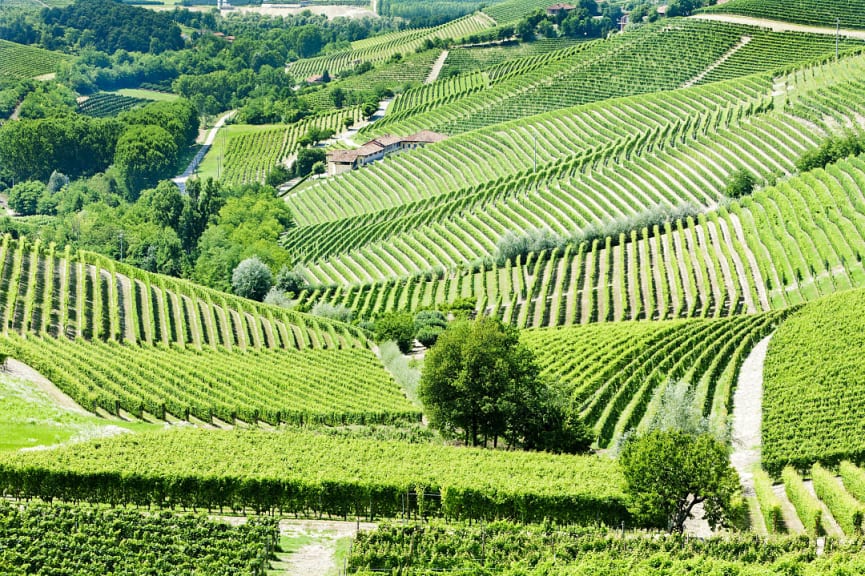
[
  {"left": 7, "top": 181, "right": 46, "bottom": 216},
  {"left": 293, "top": 148, "right": 326, "bottom": 178},
  {"left": 373, "top": 311, "right": 415, "bottom": 354},
  {"left": 275, "top": 265, "right": 308, "bottom": 296},
  {"left": 420, "top": 317, "right": 551, "bottom": 448},
  {"left": 114, "top": 124, "right": 178, "bottom": 199},
  {"left": 619, "top": 430, "right": 740, "bottom": 533},
  {"left": 231, "top": 256, "right": 273, "bottom": 301},
  {"left": 724, "top": 169, "right": 756, "bottom": 199},
  {"left": 331, "top": 87, "right": 346, "bottom": 109}
]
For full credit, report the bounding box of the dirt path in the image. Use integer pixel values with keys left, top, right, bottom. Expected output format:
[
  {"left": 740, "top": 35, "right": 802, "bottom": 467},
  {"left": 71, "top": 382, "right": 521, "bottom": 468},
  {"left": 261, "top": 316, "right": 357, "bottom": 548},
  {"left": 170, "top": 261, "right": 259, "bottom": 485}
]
[
  {"left": 425, "top": 50, "right": 450, "bottom": 84},
  {"left": 173, "top": 110, "right": 235, "bottom": 193},
  {"left": 279, "top": 519, "right": 376, "bottom": 576},
  {"left": 730, "top": 335, "right": 771, "bottom": 497},
  {"left": 5, "top": 359, "right": 89, "bottom": 415},
  {"left": 692, "top": 14, "right": 865, "bottom": 40},
  {"left": 682, "top": 35, "right": 751, "bottom": 88}
]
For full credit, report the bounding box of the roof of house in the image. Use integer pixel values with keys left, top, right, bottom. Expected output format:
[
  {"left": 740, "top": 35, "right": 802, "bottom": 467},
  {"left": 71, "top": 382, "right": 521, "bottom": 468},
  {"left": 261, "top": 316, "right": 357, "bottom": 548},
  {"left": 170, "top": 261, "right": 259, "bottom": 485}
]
[
  {"left": 305, "top": 74, "right": 325, "bottom": 83},
  {"left": 372, "top": 135, "right": 404, "bottom": 147},
  {"left": 401, "top": 130, "right": 448, "bottom": 144},
  {"left": 547, "top": 3, "right": 576, "bottom": 11},
  {"left": 326, "top": 149, "right": 362, "bottom": 164}
]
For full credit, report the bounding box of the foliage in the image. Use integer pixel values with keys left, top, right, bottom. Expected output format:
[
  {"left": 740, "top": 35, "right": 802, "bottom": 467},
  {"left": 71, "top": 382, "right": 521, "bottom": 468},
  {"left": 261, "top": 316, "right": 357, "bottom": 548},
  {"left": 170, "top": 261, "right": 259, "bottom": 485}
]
[
  {"left": 193, "top": 190, "right": 293, "bottom": 292},
  {"left": 0, "top": 427, "right": 627, "bottom": 525},
  {"left": 724, "top": 168, "right": 757, "bottom": 198},
  {"left": 231, "top": 256, "right": 273, "bottom": 301},
  {"left": 311, "top": 302, "right": 354, "bottom": 323},
  {"left": 795, "top": 132, "right": 864, "bottom": 172},
  {"left": 41, "top": 0, "right": 183, "bottom": 54},
  {"left": 644, "top": 380, "right": 709, "bottom": 436},
  {"left": 495, "top": 228, "right": 564, "bottom": 266},
  {"left": 419, "top": 317, "right": 582, "bottom": 452},
  {"left": 415, "top": 324, "right": 444, "bottom": 347},
  {"left": 275, "top": 265, "right": 309, "bottom": 296},
  {"left": 293, "top": 148, "right": 327, "bottom": 178},
  {"left": 7, "top": 181, "right": 46, "bottom": 217},
  {"left": 619, "top": 430, "right": 740, "bottom": 532},
  {"left": 0, "top": 502, "right": 278, "bottom": 576},
  {"left": 374, "top": 311, "right": 415, "bottom": 354}
]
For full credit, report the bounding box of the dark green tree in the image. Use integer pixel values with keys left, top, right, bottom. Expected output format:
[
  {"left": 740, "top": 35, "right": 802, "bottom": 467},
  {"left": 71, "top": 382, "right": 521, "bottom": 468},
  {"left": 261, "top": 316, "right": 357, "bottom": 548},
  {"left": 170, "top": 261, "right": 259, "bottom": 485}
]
[
  {"left": 619, "top": 430, "right": 740, "bottom": 533},
  {"left": 7, "top": 181, "right": 46, "bottom": 216},
  {"left": 724, "top": 169, "right": 756, "bottom": 199},
  {"left": 420, "top": 317, "right": 542, "bottom": 448},
  {"left": 373, "top": 311, "right": 415, "bottom": 354},
  {"left": 114, "top": 124, "right": 178, "bottom": 199}
]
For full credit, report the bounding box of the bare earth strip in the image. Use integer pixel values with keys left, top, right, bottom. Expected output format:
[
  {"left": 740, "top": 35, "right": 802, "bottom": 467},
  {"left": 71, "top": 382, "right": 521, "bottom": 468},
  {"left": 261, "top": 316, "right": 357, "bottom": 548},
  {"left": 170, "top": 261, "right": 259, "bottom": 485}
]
[
  {"left": 5, "top": 359, "right": 89, "bottom": 415},
  {"left": 692, "top": 14, "right": 865, "bottom": 40},
  {"left": 730, "top": 335, "right": 771, "bottom": 497},
  {"left": 281, "top": 520, "right": 377, "bottom": 576},
  {"left": 425, "top": 50, "right": 450, "bottom": 84}
]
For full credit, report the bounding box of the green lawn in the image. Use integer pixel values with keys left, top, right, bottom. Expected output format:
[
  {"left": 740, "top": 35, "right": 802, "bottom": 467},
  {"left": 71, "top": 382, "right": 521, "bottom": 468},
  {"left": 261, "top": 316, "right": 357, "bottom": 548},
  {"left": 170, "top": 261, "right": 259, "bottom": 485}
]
[
  {"left": 114, "top": 88, "right": 179, "bottom": 102},
  {"left": 0, "top": 370, "right": 159, "bottom": 453}
]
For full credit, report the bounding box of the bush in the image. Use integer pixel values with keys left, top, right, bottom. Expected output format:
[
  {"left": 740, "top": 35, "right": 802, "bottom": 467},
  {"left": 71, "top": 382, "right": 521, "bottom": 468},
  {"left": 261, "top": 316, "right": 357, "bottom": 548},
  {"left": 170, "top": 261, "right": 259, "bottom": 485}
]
[
  {"left": 374, "top": 312, "right": 415, "bottom": 354},
  {"left": 231, "top": 256, "right": 273, "bottom": 301},
  {"left": 311, "top": 302, "right": 354, "bottom": 323},
  {"left": 796, "top": 132, "right": 864, "bottom": 172},
  {"left": 275, "top": 265, "right": 308, "bottom": 296},
  {"left": 413, "top": 310, "right": 447, "bottom": 332},
  {"left": 7, "top": 181, "right": 46, "bottom": 216},
  {"left": 415, "top": 325, "right": 444, "bottom": 347},
  {"left": 724, "top": 169, "right": 756, "bottom": 198},
  {"left": 494, "top": 228, "right": 564, "bottom": 266},
  {"left": 263, "top": 287, "right": 293, "bottom": 308},
  {"left": 265, "top": 164, "right": 293, "bottom": 187}
]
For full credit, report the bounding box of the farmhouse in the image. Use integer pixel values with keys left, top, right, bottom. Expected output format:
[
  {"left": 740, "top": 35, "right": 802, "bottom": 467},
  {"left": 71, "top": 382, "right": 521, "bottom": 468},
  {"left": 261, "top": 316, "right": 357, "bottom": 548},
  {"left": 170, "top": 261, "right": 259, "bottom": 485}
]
[
  {"left": 326, "top": 131, "right": 447, "bottom": 176},
  {"left": 546, "top": 3, "right": 576, "bottom": 17}
]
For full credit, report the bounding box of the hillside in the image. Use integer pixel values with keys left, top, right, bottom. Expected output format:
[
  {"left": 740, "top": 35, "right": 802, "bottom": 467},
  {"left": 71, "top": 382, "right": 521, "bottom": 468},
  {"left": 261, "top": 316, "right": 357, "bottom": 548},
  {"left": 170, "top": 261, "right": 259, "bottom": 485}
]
[
  {"left": 8, "top": 2, "right": 865, "bottom": 572},
  {"left": 700, "top": 0, "right": 865, "bottom": 30},
  {"left": 0, "top": 236, "right": 419, "bottom": 426}
]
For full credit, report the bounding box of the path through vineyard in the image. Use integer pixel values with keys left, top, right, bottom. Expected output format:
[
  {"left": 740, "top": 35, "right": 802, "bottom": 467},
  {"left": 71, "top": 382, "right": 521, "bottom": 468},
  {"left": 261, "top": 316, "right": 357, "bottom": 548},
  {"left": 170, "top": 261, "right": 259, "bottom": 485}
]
[
  {"left": 5, "top": 359, "right": 89, "bottom": 415},
  {"left": 275, "top": 519, "right": 376, "bottom": 576},
  {"left": 692, "top": 13, "right": 865, "bottom": 40},
  {"left": 730, "top": 335, "right": 771, "bottom": 497},
  {"left": 425, "top": 50, "right": 449, "bottom": 84}
]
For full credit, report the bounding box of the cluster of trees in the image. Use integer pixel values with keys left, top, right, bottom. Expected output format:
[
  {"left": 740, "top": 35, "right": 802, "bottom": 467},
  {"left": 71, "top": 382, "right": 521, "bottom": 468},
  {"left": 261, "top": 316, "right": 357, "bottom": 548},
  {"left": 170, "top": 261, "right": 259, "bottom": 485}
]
[
  {"left": 796, "top": 131, "right": 865, "bottom": 172},
  {"left": 515, "top": 1, "right": 623, "bottom": 42},
  {"left": 0, "top": 99, "right": 198, "bottom": 198},
  {"left": 377, "top": 0, "right": 484, "bottom": 27},
  {"left": 420, "top": 317, "right": 593, "bottom": 454},
  {"left": 41, "top": 0, "right": 184, "bottom": 54}
]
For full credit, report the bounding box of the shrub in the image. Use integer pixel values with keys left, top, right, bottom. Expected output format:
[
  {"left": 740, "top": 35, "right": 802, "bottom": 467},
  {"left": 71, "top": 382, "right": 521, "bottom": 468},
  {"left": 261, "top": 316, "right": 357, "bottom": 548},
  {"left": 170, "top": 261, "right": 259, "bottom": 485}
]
[
  {"left": 275, "top": 265, "right": 308, "bottom": 296},
  {"left": 413, "top": 310, "right": 447, "bottom": 332},
  {"left": 724, "top": 169, "right": 756, "bottom": 198},
  {"left": 231, "top": 256, "right": 273, "bottom": 301},
  {"left": 263, "top": 287, "right": 293, "bottom": 308},
  {"left": 311, "top": 302, "right": 354, "bottom": 323},
  {"left": 415, "top": 325, "right": 444, "bottom": 347},
  {"left": 796, "top": 132, "right": 864, "bottom": 172},
  {"left": 374, "top": 312, "right": 415, "bottom": 353}
]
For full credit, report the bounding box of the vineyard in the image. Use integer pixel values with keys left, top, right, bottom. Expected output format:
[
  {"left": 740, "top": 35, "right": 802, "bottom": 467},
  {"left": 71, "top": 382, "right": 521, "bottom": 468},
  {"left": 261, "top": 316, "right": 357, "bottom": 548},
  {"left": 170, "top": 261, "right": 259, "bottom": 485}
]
[
  {"left": 762, "top": 286, "right": 865, "bottom": 475},
  {"left": 287, "top": 13, "right": 494, "bottom": 78},
  {"left": 0, "top": 427, "right": 628, "bottom": 524},
  {"left": 523, "top": 314, "right": 784, "bottom": 447},
  {"left": 77, "top": 92, "right": 147, "bottom": 117},
  {"left": 8, "top": 3, "right": 865, "bottom": 571},
  {"left": 348, "top": 521, "right": 865, "bottom": 574},
  {"left": 0, "top": 502, "right": 279, "bottom": 576},
  {"left": 700, "top": 0, "right": 865, "bottom": 30},
  {"left": 0, "top": 40, "right": 70, "bottom": 80},
  {"left": 0, "top": 236, "right": 420, "bottom": 427},
  {"left": 198, "top": 107, "right": 362, "bottom": 186}
]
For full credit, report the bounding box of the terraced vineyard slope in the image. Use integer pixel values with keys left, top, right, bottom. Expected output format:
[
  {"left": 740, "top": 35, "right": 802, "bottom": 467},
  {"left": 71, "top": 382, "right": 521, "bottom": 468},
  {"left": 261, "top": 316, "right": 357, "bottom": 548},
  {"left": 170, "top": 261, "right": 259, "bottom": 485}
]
[
  {"left": 700, "top": 0, "right": 865, "bottom": 30},
  {"left": 0, "top": 236, "right": 419, "bottom": 427},
  {"left": 762, "top": 286, "right": 865, "bottom": 475},
  {"left": 0, "top": 39, "right": 70, "bottom": 80}
]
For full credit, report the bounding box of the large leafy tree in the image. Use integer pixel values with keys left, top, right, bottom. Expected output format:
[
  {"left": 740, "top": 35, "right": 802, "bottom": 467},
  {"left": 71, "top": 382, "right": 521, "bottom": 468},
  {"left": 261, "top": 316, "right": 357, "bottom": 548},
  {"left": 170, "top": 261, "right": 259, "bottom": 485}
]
[
  {"left": 114, "top": 125, "right": 178, "bottom": 199},
  {"left": 619, "top": 430, "right": 740, "bottom": 533},
  {"left": 420, "top": 317, "right": 560, "bottom": 449}
]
